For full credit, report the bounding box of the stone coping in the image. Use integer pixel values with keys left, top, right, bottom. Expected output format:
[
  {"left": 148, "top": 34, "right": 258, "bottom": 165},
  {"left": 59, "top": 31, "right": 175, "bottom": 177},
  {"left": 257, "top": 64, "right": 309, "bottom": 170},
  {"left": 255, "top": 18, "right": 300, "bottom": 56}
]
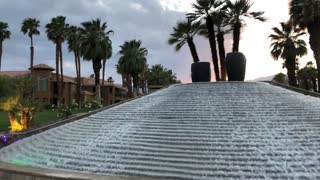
[
  {"left": 264, "top": 81, "right": 320, "bottom": 98},
  {"left": 0, "top": 162, "right": 162, "bottom": 180}
]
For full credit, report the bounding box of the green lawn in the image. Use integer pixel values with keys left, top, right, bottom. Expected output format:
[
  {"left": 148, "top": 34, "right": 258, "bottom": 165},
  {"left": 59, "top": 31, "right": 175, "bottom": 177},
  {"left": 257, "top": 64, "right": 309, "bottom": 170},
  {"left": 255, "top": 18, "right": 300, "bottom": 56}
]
[
  {"left": 0, "top": 110, "right": 60, "bottom": 132},
  {"left": 0, "top": 111, "right": 10, "bottom": 132},
  {"left": 0, "top": 108, "right": 91, "bottom": 132}
]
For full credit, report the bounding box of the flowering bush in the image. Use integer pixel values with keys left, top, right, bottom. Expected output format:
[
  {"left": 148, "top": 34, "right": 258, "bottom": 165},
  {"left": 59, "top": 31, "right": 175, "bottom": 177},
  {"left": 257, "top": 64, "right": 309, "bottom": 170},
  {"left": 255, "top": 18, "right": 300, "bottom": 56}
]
[
  {"left": 69, "top": 99, "right": 79, "bottom": 111},
  {"left": 83, "top": 98, "right": 103, "bottom": 110},
  {"left": 57, "top": 106, "right": 72, "bottom": 118}
]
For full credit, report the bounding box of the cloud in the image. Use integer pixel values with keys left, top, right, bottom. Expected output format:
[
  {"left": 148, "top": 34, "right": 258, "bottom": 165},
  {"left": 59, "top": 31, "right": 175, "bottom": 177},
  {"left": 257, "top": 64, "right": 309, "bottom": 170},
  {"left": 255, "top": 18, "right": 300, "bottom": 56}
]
[
  {"left": 0, "top": 0, "right": 194, "bottom": 84},
  {"left": 0, "top": 0, "right": 313, "bottom": 83}
]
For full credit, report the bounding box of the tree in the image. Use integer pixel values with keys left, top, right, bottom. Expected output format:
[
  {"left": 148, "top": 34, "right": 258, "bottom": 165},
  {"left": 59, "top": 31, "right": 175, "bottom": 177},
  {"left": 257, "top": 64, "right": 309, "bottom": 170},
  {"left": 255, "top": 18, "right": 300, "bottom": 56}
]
[
  {"left": 148, "top": 64, "right": 178, "bottom": 86},
  {"left": 0, "top": 22, "right": 11, "bottom": 71},
  {"left": 0, "top": 75, "right": 38, "bottom": 131},
  {"left": 224, "top": 0, "right": 266, "bottom": 52},
  {"left": 46, "top": 16, "right": 69, "bottom": 106},
  {"left": 199, "top": 10, "right": 231, "bottom": 81},
  {"left": 118, "top": 40, "right": 148, "bottom": 98},
  {"left": 290, "top": 0, "right": 320, "bottom": 91},
  {"left": 0, "top": 75, "right": 15, "bottom": 99},
  {"left": 80, "top": 19, "right": 113, "bottom": 99},
  {"left": 168, "top": 19, "right": 201, "bottom": 63},
  {"left": 269, "top": 22, "right": 307, "bottom": 87},
  {"left": 188, "top": 0, "right": 224, "bottom": 81},
  {"left": 102, "top": 53, "right": 112, "bottom": 86},
  {"left": 66, "top": 26, "right": 82, "bottom": 106},
  {"left": 297, "top": 61, "right": 318, "bottom": 92},
  {"left": 272, "top": 73, "right": 286, "bottom": 84},
  {"left": 116, "top": 63, "right": 132, "bottom": 97},
  {"left": 21, "top": 18, "right": 40, "bottom": 72},
  {"left": 214, "top": 11, "right": 232, "bottom": 81}
]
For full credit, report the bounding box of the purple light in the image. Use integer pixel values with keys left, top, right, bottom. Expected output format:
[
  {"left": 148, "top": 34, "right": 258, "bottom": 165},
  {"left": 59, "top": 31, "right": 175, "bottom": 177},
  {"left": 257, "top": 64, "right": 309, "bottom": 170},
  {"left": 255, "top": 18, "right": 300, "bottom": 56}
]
[{"left": 1, "top": 135, "right": 7, "bottom": 143}]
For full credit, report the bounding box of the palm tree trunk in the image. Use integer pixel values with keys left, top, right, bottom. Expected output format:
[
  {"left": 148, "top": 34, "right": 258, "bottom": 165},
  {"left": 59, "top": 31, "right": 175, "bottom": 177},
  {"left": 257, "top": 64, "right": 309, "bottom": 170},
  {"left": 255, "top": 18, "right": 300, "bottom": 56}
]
[
  {"left": 312, "top": 78, "right": 317, "bottom": 92},
  {"left": 21, "top": 111, "right": 28, "bottom": 130},
  {"left": 102, "top": 59, "right": 106, "bottom": 86},
  {"left": 304, "top": 79, "right": 310, "bottom": 90},
  {"left": 307, "top": 23, "right": 320, "bottom": 91},
  {"left": 0, "top": 42, "right": 2, "bottom": 71},
  {"left": 206, "top": 17, "right": 220, "bottom": 81},
  {"left": 8, "top": 111, "right": 16, "bottom": 127},
  {"left": 132, "top": 75, "right": 139, "bottom": 97},
  {"left": 232, "top": 22, "right": 241, "bottom": 52},
  {"left": 217, "top": 31, "right": 227, "bottom": 81},
  {"left": 127, "top": 74, "right": 133, "bottom": 98},
  {"left": 122, "top": 75, "right": 126, "bottom": 87},
  {"left": 286, "top": 58, "right": 297, "bottom": 87},
  {"left": 59, "top": 43, "right": 64, "bottom": 105},
  {"left": 187, "top": 37, "right": 200, "bottom": 63},
  {"left": 55, "top": 43, "right": 60, "bottom": 107},
  {"left": 30, "top": 36, "right": 34, "bottom": 72},
  {"left": 93, "top": 59, "right": 102, "bottom": 99},
  {"left": 27, "top": 112, "right": 33, "bottom": 128},
  {"left": 74, "top": 51, "right": 80, "bottom": 105},
  {"left": 77, "top": 51, "right": 81, "bottom": 107}
]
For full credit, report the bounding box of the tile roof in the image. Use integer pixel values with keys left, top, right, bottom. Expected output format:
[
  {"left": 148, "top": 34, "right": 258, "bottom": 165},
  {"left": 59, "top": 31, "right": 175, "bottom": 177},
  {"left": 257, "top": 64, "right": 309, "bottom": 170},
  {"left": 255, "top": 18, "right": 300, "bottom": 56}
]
[
  {"left": 82, "top": 77, "right": 127, "bottom": 90},
  {"left": 2, "top": 82, "right": 320, "bottom": 179},
  {"left": 30, "top": 64, "right": 55, "bottom": 71},
  {"left": 51, "top": 73, "right": 77, "bottom": 84}
]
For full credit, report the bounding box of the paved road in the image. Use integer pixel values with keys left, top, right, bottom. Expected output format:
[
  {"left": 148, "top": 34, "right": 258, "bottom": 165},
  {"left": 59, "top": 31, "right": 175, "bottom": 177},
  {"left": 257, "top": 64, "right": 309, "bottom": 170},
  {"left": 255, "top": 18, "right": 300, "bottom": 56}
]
[{"left": 1, "top": 82, "right": 320, "bottom": 179}]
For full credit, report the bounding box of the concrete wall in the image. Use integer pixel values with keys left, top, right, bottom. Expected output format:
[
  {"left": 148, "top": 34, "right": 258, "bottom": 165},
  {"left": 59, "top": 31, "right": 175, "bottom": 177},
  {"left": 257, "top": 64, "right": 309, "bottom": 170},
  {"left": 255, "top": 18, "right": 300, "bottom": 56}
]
[{"left": 0, "top": 162, "right": 160, "bottom": 180}]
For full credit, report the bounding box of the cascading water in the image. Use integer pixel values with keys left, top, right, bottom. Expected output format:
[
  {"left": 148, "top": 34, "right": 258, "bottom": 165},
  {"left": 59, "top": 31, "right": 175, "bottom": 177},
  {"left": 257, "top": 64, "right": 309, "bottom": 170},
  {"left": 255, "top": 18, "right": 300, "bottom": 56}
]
[{"left": 0, "top": 82, "right": 320, "bottom": 179}]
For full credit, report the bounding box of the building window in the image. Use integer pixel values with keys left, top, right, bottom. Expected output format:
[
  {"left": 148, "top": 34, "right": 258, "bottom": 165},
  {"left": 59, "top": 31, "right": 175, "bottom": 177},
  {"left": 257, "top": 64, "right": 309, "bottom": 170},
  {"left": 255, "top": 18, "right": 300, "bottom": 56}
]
[
  {"left": 37, "top": 77, "right": 48, "bottom": 92},
  {"left": 36, "top": 77, "right": 41, "bottom": 91},
  {"left": 42, "top": 78, "right": 47, "bottom": 92}
]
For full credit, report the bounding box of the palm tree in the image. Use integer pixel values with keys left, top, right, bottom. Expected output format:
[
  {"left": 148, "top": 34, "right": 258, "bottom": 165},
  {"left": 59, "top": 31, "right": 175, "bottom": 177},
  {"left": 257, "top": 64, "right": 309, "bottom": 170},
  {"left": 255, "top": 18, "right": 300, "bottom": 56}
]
[
  {"left": 116, "top": 63, "right": 131, "bottom": 97},
  {"left": 269, "top": 22, "right": 307, "bottom": 87},
  {"left": 80, "top": 19, "right": 113, "bottom": 99},
  {"left": 21, "top": 18, "right": 40, "bottom": 72},
  {"left": 66, "top": 26, "right": 82, "bottom": 105},
  {"left": 199, "top": 10, "right": 231, "bottom": 81},
  {"left": 118, "top": 40, "right": 148, "bottom": 98},
  {"left": 214, "top": 11, "right": 232, "bottom": 81},
  {"left": 188, "top": 0, "right": 224, "bottom": 81},
  {"left": 102, "top": 53, "right": 112, "bottom": 86},
  {"left": 139, "top": 63, "right": 149, "bottom": 94},
  {"left": 148, "top": 64, "right": 178, "bottom": 86},
  {"left": 168, "top": 19, "right": 201, "bottom": 63},
  {"left": 290, "top": 0, "right": 320, "bottom": 91},
  {"left": 0, "top": 22, "right": 11, "bottom": 71},
  {"left": 225, "top": 0, "right": 266, "bottom": 52},
  {"left": 46, "top": 16, "right": 69, "bottom": 106}
]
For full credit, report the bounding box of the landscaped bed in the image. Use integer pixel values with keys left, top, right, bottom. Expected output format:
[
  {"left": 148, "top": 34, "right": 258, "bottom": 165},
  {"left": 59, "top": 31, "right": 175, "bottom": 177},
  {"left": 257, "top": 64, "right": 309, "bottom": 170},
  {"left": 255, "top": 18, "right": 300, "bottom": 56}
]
[{"left": 0, "top": 109, "right": 90, "bottom": 132}]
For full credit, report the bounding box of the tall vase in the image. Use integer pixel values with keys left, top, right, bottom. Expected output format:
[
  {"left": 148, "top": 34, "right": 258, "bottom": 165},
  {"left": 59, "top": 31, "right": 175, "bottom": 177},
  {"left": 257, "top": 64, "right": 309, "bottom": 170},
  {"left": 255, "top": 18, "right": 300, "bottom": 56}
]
[
  {"left": 191, "top": 62, "right": 211, "bottom": 82},
  {"left": 226, "top": 52, "right": 247, "bottom": 81}
]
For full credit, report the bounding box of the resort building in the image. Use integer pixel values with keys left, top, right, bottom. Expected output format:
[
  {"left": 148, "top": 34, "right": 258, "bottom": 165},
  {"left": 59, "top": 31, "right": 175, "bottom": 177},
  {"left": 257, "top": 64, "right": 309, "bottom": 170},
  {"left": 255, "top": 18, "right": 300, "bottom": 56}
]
[{"left": 0, "top": 64, "right": 127, "bottom": 106}]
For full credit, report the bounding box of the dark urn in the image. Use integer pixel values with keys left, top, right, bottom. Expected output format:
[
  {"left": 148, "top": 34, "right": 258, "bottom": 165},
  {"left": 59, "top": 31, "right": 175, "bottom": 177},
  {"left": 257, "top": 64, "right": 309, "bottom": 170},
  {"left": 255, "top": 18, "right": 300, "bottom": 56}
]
[
  {"left": 226, "top": 52, "right": 247, "bottom": 81},
  {"left": 191, "top": 62, "right": 211, "bottom": 82}
]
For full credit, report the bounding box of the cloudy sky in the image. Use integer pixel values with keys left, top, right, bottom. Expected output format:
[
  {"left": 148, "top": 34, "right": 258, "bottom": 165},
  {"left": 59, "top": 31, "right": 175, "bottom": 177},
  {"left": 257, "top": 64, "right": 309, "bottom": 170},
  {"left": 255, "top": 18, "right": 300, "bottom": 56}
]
[{"left": 0, "top": 0, "right": 315, "bottom": 83}]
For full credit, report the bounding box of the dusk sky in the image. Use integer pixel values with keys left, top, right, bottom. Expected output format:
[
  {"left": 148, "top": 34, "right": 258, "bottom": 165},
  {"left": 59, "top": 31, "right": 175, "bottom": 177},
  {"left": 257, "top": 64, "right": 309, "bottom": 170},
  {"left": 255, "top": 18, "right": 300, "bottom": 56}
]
[{"left": 0, "top": 0, "right": 315, "bottom": 83}]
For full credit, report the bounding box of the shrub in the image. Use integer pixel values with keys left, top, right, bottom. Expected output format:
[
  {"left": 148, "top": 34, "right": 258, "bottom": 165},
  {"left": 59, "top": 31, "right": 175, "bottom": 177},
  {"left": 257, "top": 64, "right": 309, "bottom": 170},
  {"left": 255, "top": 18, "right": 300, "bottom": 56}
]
[
  {"left": 57, "top": 106, "right": 72, "bottom": 118},
  {"left": 83, "top": 98, "right": 103, "bottom": 110},
  {"left": 273, "top": 73, "right": 286, "bottom": 84},
  {"left": 69, "top": 99, "right": 79, "bottom": 111}
]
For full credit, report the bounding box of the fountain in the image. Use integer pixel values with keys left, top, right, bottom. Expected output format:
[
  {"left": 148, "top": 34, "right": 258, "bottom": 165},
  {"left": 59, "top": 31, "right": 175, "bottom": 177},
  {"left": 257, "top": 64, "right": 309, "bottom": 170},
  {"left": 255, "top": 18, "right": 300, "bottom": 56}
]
[{"left": 1, "top": 82, "right": 320, "bottom": 179}]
